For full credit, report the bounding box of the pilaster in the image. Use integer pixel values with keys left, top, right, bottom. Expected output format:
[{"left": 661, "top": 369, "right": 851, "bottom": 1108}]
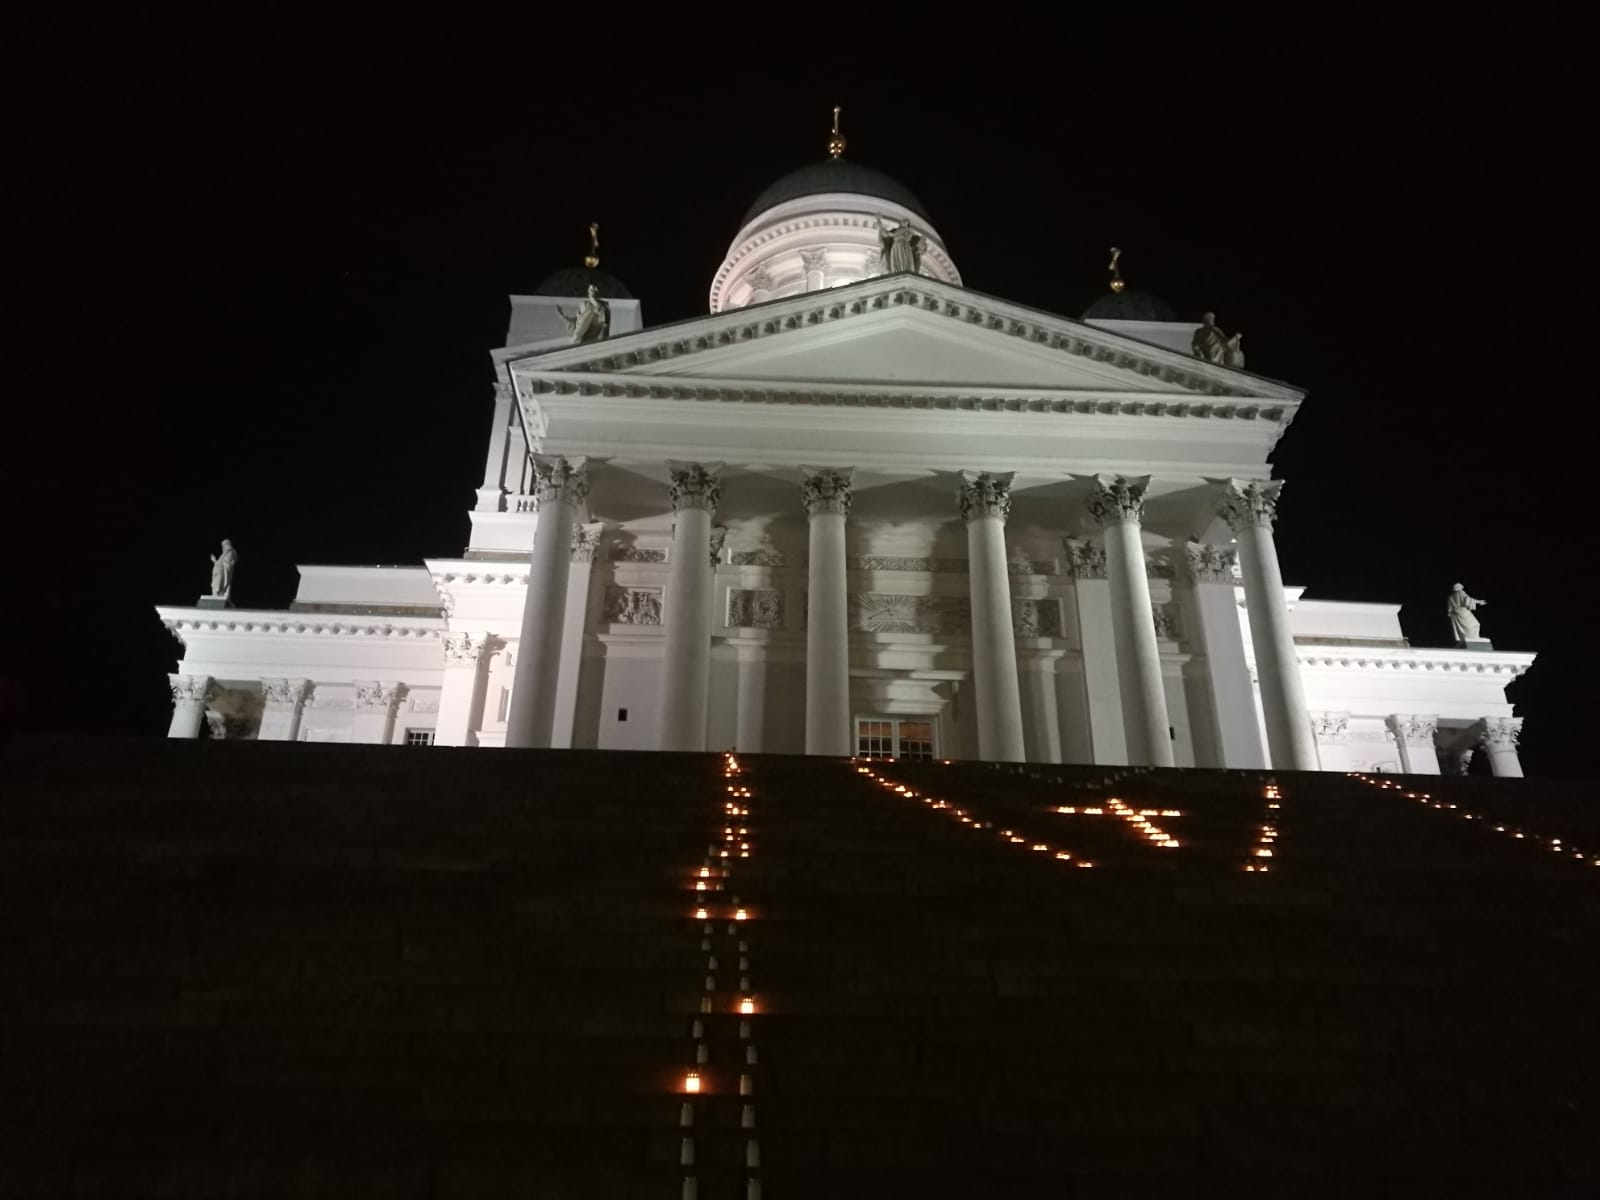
[
  {"left": 1385, "top": 713, "right": 1441, "bottom": 775},
  {"left": 437, "top": 634, "right": 491, "bottom": 746},
  {"left": 352, "top": 681, "right": 404, "bottom": 745},
  {"left": 259, "top": 678, "right": 311, "bottom": 742}
]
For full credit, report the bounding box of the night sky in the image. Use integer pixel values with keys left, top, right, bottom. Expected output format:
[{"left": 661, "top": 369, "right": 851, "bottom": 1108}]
[{"left": 9, "top": 24, "right": 1591, "bottom": 775}]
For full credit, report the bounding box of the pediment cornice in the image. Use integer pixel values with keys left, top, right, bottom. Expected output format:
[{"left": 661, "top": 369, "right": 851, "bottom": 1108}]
[
  {"left": 157, "top": 607, "right": 445, "bottom": 647},
  {"left": 519, "top": 373, "right": 1292, "bottom": 425},
  {"left": 503, "top": 276, "right": 1303, "bottom": 403},
  {"left": 1297, "top": 646, "right": 1536, "bottom": 678}
]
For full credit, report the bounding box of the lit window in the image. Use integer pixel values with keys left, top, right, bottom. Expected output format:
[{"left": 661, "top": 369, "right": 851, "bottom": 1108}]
[{"left": 403, "top": 729, "right": 436, "bottom": 747}]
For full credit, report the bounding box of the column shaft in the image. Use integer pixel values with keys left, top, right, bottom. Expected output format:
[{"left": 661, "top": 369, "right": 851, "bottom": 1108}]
[
  {"left": 657, "top": 462, "right": 722, "bottom": 752},
  {"left": 960, "top": 472, "right": 1025, "bottom": 762},
  {"left": 506, "top": 456, "right": 588, "bottom": 749},
  {"left": 802, "top": 467, "right": 853, "bottom": 756},
  {"left": 1020, "top": 655, "right": 1063, "bottom": 763},
  {"left": 1484, "top": 718, "right": 1525, "bottom": 778},
  {"left": 1086, "top": 476, "right": 1173, "bottom": 767},
  {"left": 1219, "top": 480, "right": 1318, "bottom": 771},
  {"left": 1104, "top": 519, "right": 1175, "bottom": 766}
]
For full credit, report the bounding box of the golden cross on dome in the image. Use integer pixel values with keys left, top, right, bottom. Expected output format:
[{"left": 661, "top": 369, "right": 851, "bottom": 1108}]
[
  {"left": 1108, "top": 246, "right": 1126, "bottom": 293},
  {"left": 828, "top": 105, "right": 846, "bottom": 159},
  {"left": 584, "top": 223, "right": 600, "bottom": 269}
]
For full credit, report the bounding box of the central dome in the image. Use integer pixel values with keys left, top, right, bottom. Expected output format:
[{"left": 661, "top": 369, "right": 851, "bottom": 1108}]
[
  {"left": 741, "top": 159, "right": 932, "bottom": 228},
  {"left": 710, "top": 116, "right": 961, "bottom": 313}
]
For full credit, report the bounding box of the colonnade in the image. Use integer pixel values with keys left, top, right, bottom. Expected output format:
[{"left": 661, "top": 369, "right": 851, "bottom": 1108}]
[{"left": 488, "top": 461, "right": 1327, "bottom": 767}]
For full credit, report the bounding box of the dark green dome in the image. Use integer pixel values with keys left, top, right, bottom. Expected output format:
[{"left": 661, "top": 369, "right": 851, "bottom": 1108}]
[
  {"left": 742, "top": 158, "right": 931, "bottom": 227},
  {"left": 1082, "top": 289, "right": 1179, "bottom": 322},
  {"left": 533, "top": 266, "right": 633, "bottom": 300}
]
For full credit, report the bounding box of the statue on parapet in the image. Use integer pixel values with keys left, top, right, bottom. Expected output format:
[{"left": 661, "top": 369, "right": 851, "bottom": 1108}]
[
  {"left": 1192, "top": 312, "right": 1245, "bottom": 369},
  {"left": 208, "top": 539, "right": 237, "bottom": 601},
  {"left": 877, "top": 214, "right": 924, "bottom": 275},
  {"left": 557, "top": 284, "right": 610, "bottom": 344},
  {"left": 1448, "top": 582, "right": 1488, "bottom": 646}
]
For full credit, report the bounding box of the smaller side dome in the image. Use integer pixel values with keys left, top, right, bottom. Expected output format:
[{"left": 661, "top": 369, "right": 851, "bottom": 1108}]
[
  {"left": 533, "top": 266, "right": 634, "bottom": 300},
  {"left": 1082, "top": 290, "right": 1178, "bottom": 322}
]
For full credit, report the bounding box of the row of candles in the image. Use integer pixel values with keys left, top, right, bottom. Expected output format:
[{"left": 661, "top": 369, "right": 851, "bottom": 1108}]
[
  {"left": 1351, "top": 773, "right": 1599, "bottom": 869},
  {"left": 678, "top": 753, "right": 763, "bottom": 1199}
]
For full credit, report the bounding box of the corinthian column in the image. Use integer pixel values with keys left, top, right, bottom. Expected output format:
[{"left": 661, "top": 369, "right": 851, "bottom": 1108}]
[
  {"left": 1217, "top": 479, "right": 1317, "bottom": 771},
  {"left": 1481, "top": 717, "right": 1525, "bottom": 778},
  {"left": 959, "top": 471, "right": 1026, "bottom": 762},
  {"left": 657, "top": 461, "right": 723, "bottom": 751},
  {"left": 505, "top": 455, "right": 589, "bottom": 748},
  {"left": 1087, "top": 474, "right": 1174, "bottom": 767},
  {"left": 801, "top": 466, "right": 853, "bottom": 755},
  {"left": 167, "top": 673, "right": 212, "bottom": 739}
]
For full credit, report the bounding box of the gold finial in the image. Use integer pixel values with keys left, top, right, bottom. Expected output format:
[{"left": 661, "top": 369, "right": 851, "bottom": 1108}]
[
  {"left": 827, "top": 105, "right": 846, "bottom": 159},
  {"left": 1108, "top": 246, "right": 1126, "bottom": 293},
  {"left": 583, "top": 222, "right": 600, "bottom": 269}
]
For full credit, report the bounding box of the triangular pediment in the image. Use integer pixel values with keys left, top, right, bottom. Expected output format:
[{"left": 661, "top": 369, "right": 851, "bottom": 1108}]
[{"left": 504, "top": 276, "right": 1301, "bottom": 402}]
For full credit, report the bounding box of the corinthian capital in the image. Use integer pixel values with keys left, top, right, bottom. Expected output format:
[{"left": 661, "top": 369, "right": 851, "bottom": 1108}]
[
  {"left": 260, "top": 677, "right": 309, "bottom": 709},
  {"left": 168, "top": 673, "right": 213, "bottom": 705},
  {"left": 1481, "top": 716, "right": 1522, "bottom": 750},
  {"left": 1183, "top": 540, "right": 1238, "bottom": 585},
  {"left": 667, "top": 460, "right": 724, "bottom": 513},
  {"left": 1386, "top": 713, "right": 1438, "bottom": 744},
  {"left": 1216, "top": 478, "right": 1283, "bottom": 533},
  {"left": 531, "top": 455, "right": 590, "bottom": 509},
  {"left": 958, "top": 470, "right": 1014, "bottom": 523},
  {"left": 800, "top": 248, "right": 828, "bottom": 273},
  {"left": 354, "top": 681, "right": 404, "bottom": 712},
  {"left": 441, "top": 632, "right": 489, "bottom": 667},
  {"left": 800, "top": 465, "right": 854, "bottom": 516},
  {"left": 1085, "top": 474, "right": 1152, "bottom": 526}
]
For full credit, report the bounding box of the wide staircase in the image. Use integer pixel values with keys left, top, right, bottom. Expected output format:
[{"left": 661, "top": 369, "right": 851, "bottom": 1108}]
[{"left": 2, "top": 737, "right": 1597, "bottom": 1198}]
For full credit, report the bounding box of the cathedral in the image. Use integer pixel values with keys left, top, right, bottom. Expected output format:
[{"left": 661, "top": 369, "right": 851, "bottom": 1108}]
[{"left": 156, "top": 116, "right": 1533, "bottom": 776}]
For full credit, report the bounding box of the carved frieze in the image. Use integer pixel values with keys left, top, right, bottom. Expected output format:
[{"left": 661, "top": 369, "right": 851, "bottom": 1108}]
[
  {"left": 604, "top": 586, "right": 663, "bottom": 626},
  {"left": 1009, "top": 559, "right": 1058, "bottom": 575},
  {"left": 1011, "top": 598, "right": 1063, "bottom": 638},
  {"left": 731, "top": 548, "right": 787, "bottom": 567},
  {"left": 728, "top": 588, "right": 785, "bottom": 630},
  {"left": 668, "top": 460, "right": 724, "bottom": 513},
  {"left": 1061, "top": 536, "right": 1108, "bottom": 580},
  {"left": 800, "top": 466, "right": 854, "bottom": 517},
  {"left": 1217, "top": 478, "right": 1283, "bottom": 533},
  {"left": 957, "top": 471, "right": 1013, "bottom": 523},
  {"left": 850, "top": 556, "right": 965, "bottom": 573},
  {"left": 1086, "top": 474, "right": 1151, "bottom": 527},
  {"left": 612, "top": 545, "right": 667, "bottom": 563},
  {"left": 851, "top": 593, "right": 969, "bottom": 634},
  {"left": 570, "top": 522, "right": 605, "bottom": 563}
]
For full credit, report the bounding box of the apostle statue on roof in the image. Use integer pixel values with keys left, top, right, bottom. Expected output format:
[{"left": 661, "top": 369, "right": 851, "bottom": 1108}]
[
  {"left": 877, "top": 214, "right": 924, "bottom": 275},
  {"left": 557, "top": 285, "right": 610, "bottom": 344},
  {"left": 208, "top": 539, "right": 237, "bottom": 601},
  {"left": 1193, "top": 312, "right": 1246, "bottom": 369},
  {"left": 1447, "top": 583, "right": 1488, "bottom": 646}
]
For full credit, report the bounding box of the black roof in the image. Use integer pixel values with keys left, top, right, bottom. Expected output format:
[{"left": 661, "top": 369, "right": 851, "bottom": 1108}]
[
  {"left": 533, "top": 266, "right": 634, "bottom": 300},
  {"left": 741, "top": 158, "right": 931, "bottom": 227},
  {"left": 1082, "top": 288, "right": 1180, "bottom": 322}
]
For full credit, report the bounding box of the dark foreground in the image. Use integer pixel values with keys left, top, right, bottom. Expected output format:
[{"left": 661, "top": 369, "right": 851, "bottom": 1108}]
[{"left": 2, "top": 737, "right": 1597, "bottom": 1198}]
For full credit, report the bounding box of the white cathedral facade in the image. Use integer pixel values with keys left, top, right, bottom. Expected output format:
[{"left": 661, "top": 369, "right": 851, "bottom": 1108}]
[{"left": 157, "top": 131, "right": 1533, "bottom": 776}]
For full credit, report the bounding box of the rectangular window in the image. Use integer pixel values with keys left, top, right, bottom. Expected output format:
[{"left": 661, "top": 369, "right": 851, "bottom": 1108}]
[
  {"left": 404, "top": 729, "right": 436, "bottom": 747},
  {"left": 855, "top": 717, "right": 938, "bottom": 761}
]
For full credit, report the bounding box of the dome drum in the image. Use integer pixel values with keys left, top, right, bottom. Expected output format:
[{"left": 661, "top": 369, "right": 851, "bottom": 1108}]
[{"left": 712, "top": 195, "right": 960, "bottom": 312}]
